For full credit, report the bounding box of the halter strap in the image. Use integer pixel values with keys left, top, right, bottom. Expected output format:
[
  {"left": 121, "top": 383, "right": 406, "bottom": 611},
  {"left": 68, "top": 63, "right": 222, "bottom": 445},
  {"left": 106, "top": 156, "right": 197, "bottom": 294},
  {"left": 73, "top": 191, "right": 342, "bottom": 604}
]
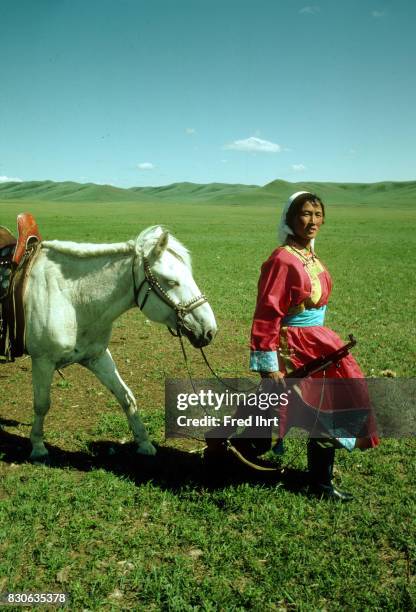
[{"left": 132, "top": 253, "right": 207, "bottom": 334}]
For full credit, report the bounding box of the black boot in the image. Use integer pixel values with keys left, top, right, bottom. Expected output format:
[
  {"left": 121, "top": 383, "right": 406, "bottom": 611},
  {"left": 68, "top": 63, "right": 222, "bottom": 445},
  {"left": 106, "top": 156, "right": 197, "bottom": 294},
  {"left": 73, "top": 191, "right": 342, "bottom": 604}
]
[{"left": 307, "top": 439, "right": 353, "bottom": 502}]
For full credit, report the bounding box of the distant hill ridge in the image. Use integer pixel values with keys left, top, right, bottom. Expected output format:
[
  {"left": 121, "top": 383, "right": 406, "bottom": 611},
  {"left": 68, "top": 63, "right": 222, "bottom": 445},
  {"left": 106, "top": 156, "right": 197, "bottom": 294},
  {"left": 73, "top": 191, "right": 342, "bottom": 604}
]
[{"left": 0, "top": 178, "right": 414, "bottom": 206}]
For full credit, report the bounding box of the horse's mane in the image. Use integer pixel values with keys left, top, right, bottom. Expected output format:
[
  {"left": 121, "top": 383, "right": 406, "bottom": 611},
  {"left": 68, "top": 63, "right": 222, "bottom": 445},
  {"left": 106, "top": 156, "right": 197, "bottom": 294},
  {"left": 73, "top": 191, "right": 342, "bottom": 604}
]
[
  {"left": 42, "top": 225, "right": 191, "bottom": 268},
  {"left": 42, "top": 240, "right": 134, "bottom": 257}
]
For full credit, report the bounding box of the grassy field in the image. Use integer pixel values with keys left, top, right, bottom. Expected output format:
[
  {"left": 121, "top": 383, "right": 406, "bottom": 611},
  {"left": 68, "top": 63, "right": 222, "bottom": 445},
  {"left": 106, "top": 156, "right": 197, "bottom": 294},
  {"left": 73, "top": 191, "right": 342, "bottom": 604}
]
[{"left": 0, "top": 187, "right": 415, "bottom": 610}]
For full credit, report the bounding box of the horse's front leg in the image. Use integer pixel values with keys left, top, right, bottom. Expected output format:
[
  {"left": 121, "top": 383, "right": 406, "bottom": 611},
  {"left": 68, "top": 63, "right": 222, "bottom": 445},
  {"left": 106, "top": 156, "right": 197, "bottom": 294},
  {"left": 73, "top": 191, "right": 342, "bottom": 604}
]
[
  {"left": 83, "top": 349, "right": 156, "bottom": 456},
  {"left": 30, "top": 358, "right": 55, "bottom": 462}
]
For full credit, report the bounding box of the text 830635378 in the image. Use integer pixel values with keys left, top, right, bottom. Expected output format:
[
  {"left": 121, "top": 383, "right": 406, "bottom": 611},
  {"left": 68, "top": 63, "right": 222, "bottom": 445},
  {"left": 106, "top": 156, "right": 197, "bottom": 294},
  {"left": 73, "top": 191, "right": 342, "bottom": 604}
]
[{"left": 0, "top": 592, "right": 69, "bottom": 606}]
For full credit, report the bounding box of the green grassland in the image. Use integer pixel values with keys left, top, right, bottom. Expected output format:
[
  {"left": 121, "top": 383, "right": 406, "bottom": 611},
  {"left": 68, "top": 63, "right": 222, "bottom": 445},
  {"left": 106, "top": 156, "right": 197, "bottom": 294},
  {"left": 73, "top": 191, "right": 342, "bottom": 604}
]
[{"left": 0, "top": 181, "right": 415, "bottom": 610}]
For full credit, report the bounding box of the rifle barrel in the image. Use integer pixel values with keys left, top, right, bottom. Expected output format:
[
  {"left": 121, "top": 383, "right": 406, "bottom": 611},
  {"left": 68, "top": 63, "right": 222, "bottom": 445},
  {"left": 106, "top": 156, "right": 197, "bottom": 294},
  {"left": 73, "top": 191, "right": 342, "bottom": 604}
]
[{"left": 286, "top": 336, "right": 356, "bottom": 379}]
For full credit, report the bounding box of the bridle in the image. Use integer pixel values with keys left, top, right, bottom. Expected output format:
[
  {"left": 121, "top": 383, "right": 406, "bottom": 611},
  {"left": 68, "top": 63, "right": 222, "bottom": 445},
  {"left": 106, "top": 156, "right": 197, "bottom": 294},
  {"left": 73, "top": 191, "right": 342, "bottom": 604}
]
[{"left": 132, "top": 252, "right": 208, "bottom": 337}]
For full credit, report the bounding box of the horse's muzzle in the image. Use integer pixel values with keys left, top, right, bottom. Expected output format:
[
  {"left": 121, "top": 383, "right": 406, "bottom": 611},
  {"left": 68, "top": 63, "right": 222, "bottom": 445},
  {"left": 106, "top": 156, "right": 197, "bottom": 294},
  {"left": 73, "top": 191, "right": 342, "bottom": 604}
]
[{"left": 184, "top": 326, "right": 216, "bottom": 348}]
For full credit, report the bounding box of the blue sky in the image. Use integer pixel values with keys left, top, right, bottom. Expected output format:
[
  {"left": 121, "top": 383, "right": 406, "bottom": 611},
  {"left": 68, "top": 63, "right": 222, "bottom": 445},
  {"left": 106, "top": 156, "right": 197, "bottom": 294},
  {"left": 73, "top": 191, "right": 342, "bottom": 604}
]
[{"left": 1, "top": 0, "right": 415, "bottom": 187}]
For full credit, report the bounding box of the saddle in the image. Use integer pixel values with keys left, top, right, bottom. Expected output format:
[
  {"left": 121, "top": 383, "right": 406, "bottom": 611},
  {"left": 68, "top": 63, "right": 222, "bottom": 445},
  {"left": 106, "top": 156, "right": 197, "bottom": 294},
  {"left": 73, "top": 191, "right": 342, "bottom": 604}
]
[{"left": 0, "top": 213, "right": 42, "bottom": 362}]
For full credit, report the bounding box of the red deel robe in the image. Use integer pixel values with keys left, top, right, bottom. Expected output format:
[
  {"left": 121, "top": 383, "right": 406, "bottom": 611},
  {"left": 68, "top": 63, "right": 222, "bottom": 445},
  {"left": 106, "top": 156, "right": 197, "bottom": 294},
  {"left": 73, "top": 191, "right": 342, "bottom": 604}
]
[{"left": 250, "top": 246, "right": 379, "bottom": 449}]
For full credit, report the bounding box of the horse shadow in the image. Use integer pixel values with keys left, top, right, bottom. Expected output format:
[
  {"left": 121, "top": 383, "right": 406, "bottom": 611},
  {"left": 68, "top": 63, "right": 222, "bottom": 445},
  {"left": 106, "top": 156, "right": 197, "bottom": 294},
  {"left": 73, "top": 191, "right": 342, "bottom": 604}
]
[{"left": 0, "top": 419, "right": 307, "bottom": 495}]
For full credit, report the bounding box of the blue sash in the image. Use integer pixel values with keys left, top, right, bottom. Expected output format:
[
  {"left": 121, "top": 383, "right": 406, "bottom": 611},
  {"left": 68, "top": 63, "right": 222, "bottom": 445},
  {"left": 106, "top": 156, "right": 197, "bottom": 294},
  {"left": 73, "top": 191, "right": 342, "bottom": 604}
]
[{"left": 282, "top": 305, "right": 326, "bottom": 327}]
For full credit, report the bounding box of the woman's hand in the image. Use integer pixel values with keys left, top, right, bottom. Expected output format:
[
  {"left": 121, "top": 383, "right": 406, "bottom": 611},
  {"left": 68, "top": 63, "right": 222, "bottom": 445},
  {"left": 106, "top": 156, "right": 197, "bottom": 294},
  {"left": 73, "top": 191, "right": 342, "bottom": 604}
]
[{"left": 260, "top": 370, "right": 286, "bottom": 384}]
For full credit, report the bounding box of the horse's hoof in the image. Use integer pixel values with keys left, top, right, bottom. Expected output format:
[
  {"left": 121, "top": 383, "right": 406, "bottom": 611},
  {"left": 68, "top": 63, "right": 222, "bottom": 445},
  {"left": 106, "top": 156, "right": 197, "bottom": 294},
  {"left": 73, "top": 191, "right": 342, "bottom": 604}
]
[
  {"left": 136, "top": 441, "right": 157, "bottom": 456},
  {"left": 29, "top": 453, "right": 51, "bottom": 466}
]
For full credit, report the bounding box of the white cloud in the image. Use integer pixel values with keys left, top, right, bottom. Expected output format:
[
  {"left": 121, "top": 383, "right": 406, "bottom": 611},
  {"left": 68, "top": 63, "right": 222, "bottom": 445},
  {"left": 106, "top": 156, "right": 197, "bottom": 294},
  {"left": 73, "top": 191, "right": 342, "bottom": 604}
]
[
  {"left": 292, "top": 164, "right": 306, "bottom": 172},
  {"left": 224, "top": 136, "right": 281, "bottom": 153},
  {"left": 137, "top": 162, "right": 155, "bottom": 171},
  {"left": 371, "top": 10, "right": 385, "bottom": 18},
  {"left": 299, "top": 6, "right": 320, "bottom": 14},
  {"left": 0, "top": 175, "right": 23, "bottom": 183},
  {"left": 185, "top": 127, "right": 196, "bottom": 135}
]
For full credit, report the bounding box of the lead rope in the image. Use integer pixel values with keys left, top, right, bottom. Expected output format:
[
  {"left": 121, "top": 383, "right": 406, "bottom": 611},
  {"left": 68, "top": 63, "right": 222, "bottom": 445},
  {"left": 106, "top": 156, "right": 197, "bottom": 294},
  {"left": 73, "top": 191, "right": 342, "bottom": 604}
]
[
  {"left": 199, "top": 347, "right": 259, "bottom": 392},
  {"left": 177, "top": 327, "right": 213, "bottom": 434},
  {"left": 177, "top": 335, "right": 279, "bottom": 471},
  {"left": 181, "top": 343, "right": 327, "bottom": 473}
]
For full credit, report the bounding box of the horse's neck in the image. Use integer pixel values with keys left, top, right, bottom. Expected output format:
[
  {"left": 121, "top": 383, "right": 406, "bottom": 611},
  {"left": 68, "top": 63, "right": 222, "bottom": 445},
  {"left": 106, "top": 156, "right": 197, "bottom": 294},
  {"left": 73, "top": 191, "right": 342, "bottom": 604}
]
[
  {"left": 55, "top": 250, "right": 136, "bottom": 325},
  {"left": 93, "top": 254, "right": 136, "bottom": 323}
]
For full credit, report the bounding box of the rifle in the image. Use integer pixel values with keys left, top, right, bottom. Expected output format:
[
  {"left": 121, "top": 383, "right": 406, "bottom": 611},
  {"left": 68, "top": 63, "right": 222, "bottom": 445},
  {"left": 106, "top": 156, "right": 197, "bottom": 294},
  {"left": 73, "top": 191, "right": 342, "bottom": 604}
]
[
  {"left": 204, "top": 334, "right": 358, "bottom": 470},
  {"left": 285, "top": 334, "right": 356, "bottom": 379}
]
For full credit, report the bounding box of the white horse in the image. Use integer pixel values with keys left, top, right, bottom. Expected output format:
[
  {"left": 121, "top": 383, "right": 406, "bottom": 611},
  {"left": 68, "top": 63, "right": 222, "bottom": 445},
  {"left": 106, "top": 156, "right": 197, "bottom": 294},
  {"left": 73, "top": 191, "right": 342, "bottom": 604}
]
[{"left": 24, "top": 225, "right": 217, "bottom": 462}]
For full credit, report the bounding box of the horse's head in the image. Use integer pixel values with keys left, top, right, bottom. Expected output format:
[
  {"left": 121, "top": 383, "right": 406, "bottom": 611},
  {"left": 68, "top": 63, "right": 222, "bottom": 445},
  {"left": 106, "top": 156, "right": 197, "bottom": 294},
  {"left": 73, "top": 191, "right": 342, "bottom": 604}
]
[{"left": 134, "top": 227, "right": 217, "bottom": 348}]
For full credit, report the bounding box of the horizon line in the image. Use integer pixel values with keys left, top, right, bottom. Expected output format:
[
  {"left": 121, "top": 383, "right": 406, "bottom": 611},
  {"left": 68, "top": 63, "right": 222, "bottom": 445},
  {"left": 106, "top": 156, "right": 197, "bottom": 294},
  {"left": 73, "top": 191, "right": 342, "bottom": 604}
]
[{"left": 1, "top": 177, "right": 416, "bottom": 190}]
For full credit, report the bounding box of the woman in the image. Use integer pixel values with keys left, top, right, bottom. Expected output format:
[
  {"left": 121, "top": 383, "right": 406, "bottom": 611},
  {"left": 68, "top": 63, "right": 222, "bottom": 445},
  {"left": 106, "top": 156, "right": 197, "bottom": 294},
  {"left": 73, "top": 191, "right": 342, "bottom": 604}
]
[{"left": 250, "top": 191, "right": 379, "bottom": 501}]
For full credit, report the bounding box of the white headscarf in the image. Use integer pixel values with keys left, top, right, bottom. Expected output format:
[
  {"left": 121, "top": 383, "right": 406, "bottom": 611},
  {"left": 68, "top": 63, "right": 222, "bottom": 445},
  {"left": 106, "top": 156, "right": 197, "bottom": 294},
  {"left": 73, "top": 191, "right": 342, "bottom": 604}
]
[{"left": 277, "top": 190, "right": 315, "bottom": 251}]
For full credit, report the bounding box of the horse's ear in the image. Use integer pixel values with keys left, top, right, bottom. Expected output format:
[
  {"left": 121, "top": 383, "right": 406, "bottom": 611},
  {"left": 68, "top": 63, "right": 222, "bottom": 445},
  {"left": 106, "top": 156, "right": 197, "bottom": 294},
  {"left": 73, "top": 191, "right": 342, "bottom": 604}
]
[{"left": 152, "top": 230, "right": 169, "bottom": 259}]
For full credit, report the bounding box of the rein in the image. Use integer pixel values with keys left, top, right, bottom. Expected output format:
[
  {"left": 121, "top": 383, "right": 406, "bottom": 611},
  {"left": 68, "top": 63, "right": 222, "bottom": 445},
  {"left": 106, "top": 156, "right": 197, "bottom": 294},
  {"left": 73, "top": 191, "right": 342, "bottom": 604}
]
[{"left": 190, "top": 346, "right": 327, "bottom": 475}]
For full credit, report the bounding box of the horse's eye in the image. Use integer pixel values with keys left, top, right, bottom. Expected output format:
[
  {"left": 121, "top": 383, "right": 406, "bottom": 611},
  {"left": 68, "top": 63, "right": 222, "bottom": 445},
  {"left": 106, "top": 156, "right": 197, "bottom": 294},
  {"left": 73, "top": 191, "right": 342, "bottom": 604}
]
[{"left": 168, "top": 280, "right": 179, "bottom": 287}]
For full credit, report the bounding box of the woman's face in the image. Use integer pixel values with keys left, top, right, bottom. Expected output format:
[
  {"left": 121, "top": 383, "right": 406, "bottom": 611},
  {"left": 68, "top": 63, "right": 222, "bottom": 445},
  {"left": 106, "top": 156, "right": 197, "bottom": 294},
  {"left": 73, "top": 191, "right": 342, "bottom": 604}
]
[{"left": 292, "top": 201, "right": 324, "bottom": 242}]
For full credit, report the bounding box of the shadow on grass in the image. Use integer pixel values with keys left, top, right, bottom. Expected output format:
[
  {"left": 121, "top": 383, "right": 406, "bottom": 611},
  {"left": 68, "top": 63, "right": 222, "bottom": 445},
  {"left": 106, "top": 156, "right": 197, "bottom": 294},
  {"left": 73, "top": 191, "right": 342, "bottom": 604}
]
[{"left": 0, "top": 424, "right": 307, "bottom": 495}]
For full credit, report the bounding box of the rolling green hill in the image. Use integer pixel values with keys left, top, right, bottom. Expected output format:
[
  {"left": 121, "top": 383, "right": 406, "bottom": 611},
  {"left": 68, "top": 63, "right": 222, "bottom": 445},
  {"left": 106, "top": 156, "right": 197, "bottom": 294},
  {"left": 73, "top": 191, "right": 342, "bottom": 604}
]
[
  {"left": 0, "top": 180, "right": 141, "bottom": 203},
  {"left": 130, "top": 181, "right": 259, "bottom": 201},
  {"left": 0, "top": 180, "right": 258, "bottom": 204},
  {"left": 0, "top": 178, "right": 414, "bottom": 206},
  {"left": 261, "top": 179, "right": 416, "bottom": 207}
]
